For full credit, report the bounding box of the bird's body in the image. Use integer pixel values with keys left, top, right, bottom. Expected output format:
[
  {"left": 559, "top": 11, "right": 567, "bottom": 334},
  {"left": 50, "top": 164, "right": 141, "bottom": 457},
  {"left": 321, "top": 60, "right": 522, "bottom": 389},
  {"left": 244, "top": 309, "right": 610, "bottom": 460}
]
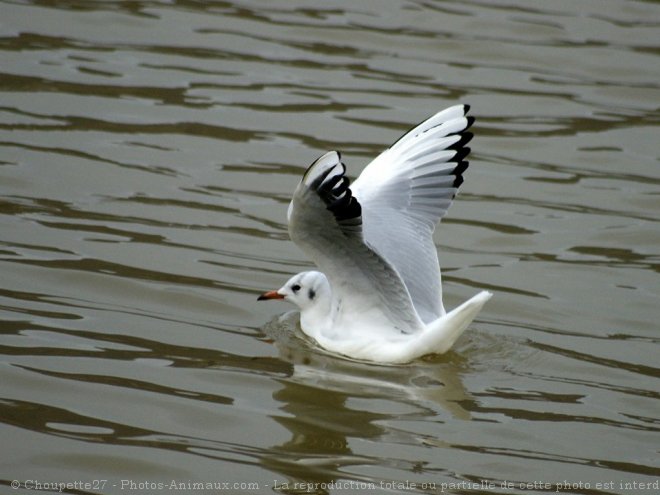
[{"left": 259, "top": 105, "right": 491, "bottom": 363}]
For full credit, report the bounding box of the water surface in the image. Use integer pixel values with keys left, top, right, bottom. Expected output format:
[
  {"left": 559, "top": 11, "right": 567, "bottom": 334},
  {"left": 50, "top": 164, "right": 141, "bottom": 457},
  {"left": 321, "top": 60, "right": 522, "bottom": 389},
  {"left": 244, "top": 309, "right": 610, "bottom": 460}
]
[{"left": 1, "top": 1, "right": 659, "bottom": 494}]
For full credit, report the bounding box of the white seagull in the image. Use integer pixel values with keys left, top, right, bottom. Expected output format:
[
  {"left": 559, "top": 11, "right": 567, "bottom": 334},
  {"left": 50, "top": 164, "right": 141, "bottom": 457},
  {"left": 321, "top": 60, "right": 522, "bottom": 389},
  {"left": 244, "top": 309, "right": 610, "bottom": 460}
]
[{"left": 259, "top": 104, "right": 492, "bottom": 363}]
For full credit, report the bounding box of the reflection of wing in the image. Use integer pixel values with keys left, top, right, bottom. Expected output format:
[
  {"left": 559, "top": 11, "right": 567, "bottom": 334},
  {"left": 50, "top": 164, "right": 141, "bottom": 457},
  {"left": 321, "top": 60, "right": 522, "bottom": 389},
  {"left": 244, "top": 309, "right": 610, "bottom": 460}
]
[
  {"left": 352, "top": 105, "right": 474, "bottom": 323},
  {"left": 287, "top": 151, "right": 423, "bottom": 334}
]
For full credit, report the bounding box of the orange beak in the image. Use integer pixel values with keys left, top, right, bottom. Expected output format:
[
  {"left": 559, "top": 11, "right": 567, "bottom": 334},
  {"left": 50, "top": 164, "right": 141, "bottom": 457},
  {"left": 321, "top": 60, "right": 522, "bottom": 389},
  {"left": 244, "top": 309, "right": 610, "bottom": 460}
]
[{"left": 257, "top": 290, "right": 285, "bottom": 301}]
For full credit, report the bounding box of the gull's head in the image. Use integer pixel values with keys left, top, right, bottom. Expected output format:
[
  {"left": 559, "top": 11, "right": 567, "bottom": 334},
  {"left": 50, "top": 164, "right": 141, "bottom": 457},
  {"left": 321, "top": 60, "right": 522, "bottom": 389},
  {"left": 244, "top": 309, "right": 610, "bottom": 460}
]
[{"left": 258, "top": 271, "right": 329, "bottom": 311}]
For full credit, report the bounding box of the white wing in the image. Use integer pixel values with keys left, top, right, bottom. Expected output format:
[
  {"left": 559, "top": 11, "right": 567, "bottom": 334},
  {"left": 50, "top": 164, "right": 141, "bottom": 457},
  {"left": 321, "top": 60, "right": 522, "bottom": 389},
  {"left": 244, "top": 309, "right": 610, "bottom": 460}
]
[
  {"left": 352, "top": 104, "right": 474, "bottom": 323},
  {"left": 287, "top": 151, "right": 424, "bottom": 334}
]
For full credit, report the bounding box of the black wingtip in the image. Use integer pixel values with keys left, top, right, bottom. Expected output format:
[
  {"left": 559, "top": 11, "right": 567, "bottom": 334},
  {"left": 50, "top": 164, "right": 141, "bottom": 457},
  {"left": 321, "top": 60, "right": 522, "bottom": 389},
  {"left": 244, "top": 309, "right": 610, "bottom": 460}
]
[
  {"left": 453, "top": 147, "right": 471, "bottom": 163},
  {"left": 331, "top": 194, "right": 362, "bottom": 222},
  {"left": 447, "top": 107, "right": 474, "bottom": 190},
  {"left": 453, "top": 160, "right": 470, "bottom": 188},
  {"left": 449, "top": 131, "right": 473, "bottom": 150},
  {"left": 311, "top": 157, "right": 362, "bottom": 225}
]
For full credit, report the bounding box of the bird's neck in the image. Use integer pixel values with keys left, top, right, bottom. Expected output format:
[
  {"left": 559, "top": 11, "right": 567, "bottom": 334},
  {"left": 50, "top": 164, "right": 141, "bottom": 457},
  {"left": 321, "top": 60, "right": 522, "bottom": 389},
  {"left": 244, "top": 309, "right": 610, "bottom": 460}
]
[{"left": 300, "top": 284, "right": 332, "bottom": 337}]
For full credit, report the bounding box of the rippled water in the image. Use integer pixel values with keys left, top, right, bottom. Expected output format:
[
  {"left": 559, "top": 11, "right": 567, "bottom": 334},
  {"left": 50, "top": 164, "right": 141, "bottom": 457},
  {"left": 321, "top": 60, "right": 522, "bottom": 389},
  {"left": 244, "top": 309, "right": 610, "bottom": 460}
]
[{"left": 2, "top": 1, "right": 659, "bottom": 494}]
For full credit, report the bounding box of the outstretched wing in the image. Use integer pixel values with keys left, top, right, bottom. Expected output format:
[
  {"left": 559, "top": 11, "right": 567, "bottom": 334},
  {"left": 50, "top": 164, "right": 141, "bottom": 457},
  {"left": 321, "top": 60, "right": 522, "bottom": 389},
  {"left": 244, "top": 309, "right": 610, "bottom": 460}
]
[
  {"left": 351, "top": 104, "right": 474, "bottom": 323},
  {"left": 287, "top": 151, "right": 423, "bottom": 334}
]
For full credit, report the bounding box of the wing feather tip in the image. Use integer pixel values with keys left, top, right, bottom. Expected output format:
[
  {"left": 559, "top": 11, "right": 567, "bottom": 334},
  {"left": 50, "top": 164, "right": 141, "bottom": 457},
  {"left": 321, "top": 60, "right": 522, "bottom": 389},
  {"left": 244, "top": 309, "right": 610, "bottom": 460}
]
[
  {"left": 452, "top": 161, "right": 469, "bottom": 188},
  {"left": 448, "top": 131, "right": 474, "bottom": 150},
  {"left": 302, "top": 150, "right": 343, "bottom": 186},
  {"left": 454, "top": 147, "right": 471, "bottom": 162},
  {"left": 308, "top": 152, "right": 363, "bottom": 225}
]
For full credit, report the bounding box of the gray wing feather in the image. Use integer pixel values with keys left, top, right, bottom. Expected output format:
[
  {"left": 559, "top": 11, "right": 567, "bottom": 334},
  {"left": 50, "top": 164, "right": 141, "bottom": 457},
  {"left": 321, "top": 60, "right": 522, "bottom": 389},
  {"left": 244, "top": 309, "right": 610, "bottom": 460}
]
[{"left": 352, "top": 105, "right": 474, "bottom": 323}]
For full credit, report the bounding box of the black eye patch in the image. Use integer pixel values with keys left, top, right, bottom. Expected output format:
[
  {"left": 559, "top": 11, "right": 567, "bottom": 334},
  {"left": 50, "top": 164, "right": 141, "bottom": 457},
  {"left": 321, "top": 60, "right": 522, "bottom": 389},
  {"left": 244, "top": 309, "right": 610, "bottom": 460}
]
[
  {"left": 308, "top": 288, "right": 316, "bottom": 300},
  {"left": 291, "top": 284, "right": 301, "bottom": 292}
]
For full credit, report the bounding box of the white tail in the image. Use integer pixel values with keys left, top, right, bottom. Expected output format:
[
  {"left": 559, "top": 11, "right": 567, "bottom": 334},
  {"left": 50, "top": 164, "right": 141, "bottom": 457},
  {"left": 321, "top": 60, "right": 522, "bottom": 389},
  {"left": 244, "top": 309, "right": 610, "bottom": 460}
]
[{"left": 413, "top": 291, "right": 493, "bottom": 355}]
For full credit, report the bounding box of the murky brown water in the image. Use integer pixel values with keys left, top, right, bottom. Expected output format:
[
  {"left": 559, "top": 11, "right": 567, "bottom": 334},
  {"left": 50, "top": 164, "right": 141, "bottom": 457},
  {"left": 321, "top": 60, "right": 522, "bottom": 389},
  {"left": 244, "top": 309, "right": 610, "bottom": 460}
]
[{"left": 1, "top": 1, "right": 659, "bottom": 494}]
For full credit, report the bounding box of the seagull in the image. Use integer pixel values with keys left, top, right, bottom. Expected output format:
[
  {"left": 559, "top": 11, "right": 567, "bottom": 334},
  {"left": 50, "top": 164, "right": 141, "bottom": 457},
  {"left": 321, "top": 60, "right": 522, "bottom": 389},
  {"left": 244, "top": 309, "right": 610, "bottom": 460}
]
[{"left": 258, "top": 104, "right": 492, "bottom": 364}]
